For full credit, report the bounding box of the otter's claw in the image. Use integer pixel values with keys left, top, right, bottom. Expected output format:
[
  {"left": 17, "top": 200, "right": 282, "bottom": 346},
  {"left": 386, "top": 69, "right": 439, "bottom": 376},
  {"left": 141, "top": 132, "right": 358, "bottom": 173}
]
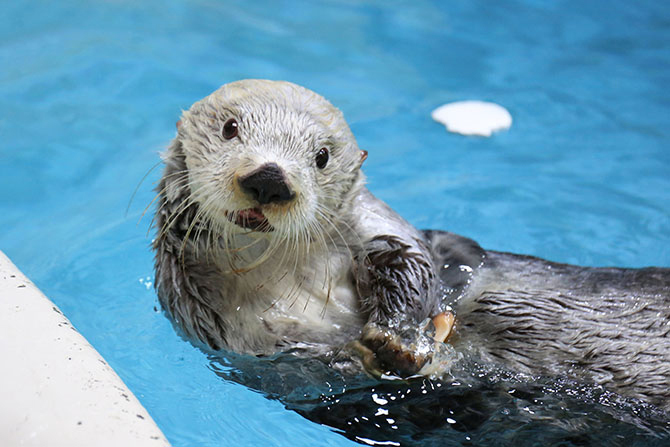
[{"left": 349, "top": 340, "right": 386, "bottom": 378}]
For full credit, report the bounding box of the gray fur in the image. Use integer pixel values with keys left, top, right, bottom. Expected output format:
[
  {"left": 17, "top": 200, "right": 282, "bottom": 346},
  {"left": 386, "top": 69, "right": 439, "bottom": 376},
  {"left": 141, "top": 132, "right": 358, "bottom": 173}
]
[
  {"left": 424, "top": 230, "right": 670, "bottom": 410},
  {"left": 153, "top": 80, "right": 670, "bottom": 411}
]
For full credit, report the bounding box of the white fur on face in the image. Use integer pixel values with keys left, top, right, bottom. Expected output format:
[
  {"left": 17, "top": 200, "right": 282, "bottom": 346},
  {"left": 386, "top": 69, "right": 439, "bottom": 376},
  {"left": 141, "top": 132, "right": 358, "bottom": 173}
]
[{"left": 177, "top": 80, "right": 364, "bottom": 257}]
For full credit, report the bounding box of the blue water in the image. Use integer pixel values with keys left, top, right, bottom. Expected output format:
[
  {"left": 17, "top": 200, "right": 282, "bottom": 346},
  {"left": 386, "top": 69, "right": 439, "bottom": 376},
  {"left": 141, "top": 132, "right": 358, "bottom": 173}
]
[{"left": 1, "top": 0, "right": 669, "bottom": 445}]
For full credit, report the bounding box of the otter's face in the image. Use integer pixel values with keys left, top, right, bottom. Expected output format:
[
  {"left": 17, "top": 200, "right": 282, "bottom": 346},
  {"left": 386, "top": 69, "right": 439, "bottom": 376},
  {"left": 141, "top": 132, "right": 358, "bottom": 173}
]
[{"left": 172, "top": 80, "right": 364, "bottom": 242}]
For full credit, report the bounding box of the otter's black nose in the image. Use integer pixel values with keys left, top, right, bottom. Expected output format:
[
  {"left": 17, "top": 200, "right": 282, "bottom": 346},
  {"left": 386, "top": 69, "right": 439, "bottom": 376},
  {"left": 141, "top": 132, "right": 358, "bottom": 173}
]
[{"left": 238, "top": 163, "right": 295, "bottom": 205}]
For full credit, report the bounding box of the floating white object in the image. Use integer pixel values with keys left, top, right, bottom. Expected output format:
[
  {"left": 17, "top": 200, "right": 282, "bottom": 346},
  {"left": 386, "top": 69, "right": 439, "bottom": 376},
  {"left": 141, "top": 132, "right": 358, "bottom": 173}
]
[{"left": 431, "top": 100, "right": 512, "bottom": 137}]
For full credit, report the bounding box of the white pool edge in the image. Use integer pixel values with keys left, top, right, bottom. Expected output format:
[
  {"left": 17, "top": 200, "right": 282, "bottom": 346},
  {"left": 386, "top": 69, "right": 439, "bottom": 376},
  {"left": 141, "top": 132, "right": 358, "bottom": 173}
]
[{"left": 0, "top": 250, "right": 170, "bottom": 447}]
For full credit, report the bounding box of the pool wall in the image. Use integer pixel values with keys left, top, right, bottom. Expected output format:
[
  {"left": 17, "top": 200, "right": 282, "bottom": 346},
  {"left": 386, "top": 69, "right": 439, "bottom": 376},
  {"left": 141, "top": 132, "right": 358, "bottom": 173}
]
[{"left": 0, "top": 250, "right": 169, "bottom": 446}]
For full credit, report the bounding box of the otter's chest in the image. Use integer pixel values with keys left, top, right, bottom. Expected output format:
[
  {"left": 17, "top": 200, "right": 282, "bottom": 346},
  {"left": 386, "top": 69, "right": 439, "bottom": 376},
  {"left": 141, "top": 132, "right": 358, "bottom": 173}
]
[{"left": 223, "top": 250, "right": 365, "bottom": 353}]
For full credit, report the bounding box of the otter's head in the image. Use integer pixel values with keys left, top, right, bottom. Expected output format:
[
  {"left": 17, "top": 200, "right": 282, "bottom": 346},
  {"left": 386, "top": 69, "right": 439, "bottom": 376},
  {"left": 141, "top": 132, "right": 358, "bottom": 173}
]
[{"left": 163, "top": 80, "right": 366, "bottom": 253}]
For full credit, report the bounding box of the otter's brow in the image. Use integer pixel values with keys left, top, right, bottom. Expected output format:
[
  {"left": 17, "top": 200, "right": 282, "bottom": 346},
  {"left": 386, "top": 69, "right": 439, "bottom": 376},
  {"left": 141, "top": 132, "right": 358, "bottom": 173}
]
[
  {"left": 316, "top": 136, "right": 338, "bottom": 153},
  {"left": 217, "top": 106, "right": 239, "bottom": 121}
]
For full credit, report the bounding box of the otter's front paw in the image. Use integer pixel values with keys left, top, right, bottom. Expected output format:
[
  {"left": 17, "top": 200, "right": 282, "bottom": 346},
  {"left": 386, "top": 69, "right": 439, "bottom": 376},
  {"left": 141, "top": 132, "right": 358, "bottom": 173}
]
[
  {"left": 360, "top": 323, "right": 429, "bottom": 378},
  {"left": 353, "top": 313, "right": 456, "bottom": 379}
]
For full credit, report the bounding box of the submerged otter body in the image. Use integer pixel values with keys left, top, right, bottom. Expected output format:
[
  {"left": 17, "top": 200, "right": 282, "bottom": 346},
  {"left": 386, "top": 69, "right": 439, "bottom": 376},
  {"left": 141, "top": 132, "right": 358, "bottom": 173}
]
[{"left": 153, "top": 79, "right": 670, "bottom": 411}]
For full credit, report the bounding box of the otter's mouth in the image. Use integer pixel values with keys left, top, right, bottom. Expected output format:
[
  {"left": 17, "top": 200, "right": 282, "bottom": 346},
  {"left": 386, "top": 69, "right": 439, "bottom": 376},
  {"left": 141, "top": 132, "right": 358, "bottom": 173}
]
[{"left": 226, "top": 208, "right": 274, "bottom": 232}]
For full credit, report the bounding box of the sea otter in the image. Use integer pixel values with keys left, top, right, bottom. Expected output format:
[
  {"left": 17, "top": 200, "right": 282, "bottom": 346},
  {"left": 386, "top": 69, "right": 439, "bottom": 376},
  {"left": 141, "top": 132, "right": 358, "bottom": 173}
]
[{"left": 153, "top": 79, "right": 670, "bottom": 410}]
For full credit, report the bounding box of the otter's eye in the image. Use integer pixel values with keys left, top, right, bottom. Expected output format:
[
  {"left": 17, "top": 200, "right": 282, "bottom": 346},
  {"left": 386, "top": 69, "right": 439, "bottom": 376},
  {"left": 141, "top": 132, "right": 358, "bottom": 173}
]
[
  {"left": 222, "top": 118, "right": 238, "bottom": 140},
  {"left": 316, "top": 148, "right": 329, "bottom": 169}
]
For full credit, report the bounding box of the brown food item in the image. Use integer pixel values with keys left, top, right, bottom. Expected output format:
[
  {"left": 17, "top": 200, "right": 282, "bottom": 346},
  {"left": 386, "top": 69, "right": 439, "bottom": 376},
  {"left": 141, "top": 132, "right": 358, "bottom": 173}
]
[{"left": 432, "top": 311, "right": 455, "bottom": 343}]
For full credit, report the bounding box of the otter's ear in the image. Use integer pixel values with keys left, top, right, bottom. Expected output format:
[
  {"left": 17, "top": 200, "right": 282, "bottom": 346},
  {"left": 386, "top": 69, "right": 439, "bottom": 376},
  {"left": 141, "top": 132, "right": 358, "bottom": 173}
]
[
  {"left": 160, "top": 136, "right": 187, "bottom": 175},
  {"left": 161, "top": 137, "right": 189, "bottom": 202},
  {"left": 358, "top": 150, "right": 368, "bottom": 167}
]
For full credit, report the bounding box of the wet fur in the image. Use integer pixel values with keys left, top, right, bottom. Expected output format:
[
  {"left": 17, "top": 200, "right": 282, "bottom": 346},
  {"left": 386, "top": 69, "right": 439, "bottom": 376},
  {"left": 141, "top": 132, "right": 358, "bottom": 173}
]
[
  {"left": 424, "top": 230, "right": 670, "bottom": 410},
  {"left": 153, "top": 80, "right": 670, "bottom": 411}
]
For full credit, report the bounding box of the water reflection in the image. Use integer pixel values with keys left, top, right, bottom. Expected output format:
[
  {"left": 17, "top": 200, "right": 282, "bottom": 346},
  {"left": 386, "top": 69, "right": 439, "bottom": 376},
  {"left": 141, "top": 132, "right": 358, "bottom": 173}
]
[{"left": 209, "top": 352, "right": 670, "bottom": 446}]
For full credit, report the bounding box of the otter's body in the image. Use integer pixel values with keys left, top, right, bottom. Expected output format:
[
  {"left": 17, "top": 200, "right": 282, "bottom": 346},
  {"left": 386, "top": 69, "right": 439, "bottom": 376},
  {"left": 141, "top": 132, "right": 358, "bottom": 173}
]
[
  {"left": 424, "top": 231, "right": 670, "bottom": 409},
  {"left": 153, "top": 80, "right": 670, "bottom": 411}
]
